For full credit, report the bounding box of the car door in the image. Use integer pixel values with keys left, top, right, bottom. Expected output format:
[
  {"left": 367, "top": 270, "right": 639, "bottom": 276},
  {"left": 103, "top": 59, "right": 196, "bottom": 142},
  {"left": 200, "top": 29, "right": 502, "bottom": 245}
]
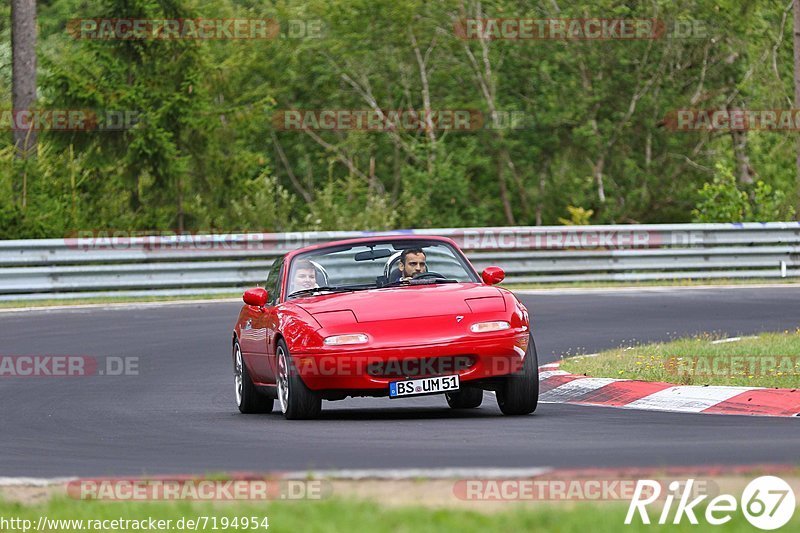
[
  {"left": 263, "top": 258, "right": 285, "bottom": 382},
  {"left": 239, "top": 257, "right": 283, "bottom": 385}
]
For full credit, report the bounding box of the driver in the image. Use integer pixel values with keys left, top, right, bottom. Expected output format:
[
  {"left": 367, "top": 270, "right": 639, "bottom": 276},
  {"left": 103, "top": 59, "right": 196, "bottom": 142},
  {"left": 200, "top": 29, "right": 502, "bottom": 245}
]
[
  {"left": 398, "top": 248, "right": 427, "bottom": 280},
  {"left": 290, "top": 260, "right": 319, "bottom": 293}
]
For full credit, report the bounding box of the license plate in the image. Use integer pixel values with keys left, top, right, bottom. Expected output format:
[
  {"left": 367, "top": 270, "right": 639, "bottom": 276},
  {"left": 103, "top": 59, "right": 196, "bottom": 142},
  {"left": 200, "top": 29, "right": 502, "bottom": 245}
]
[{"left": 389, "top": 375, "right": 460, "bottom": 398}]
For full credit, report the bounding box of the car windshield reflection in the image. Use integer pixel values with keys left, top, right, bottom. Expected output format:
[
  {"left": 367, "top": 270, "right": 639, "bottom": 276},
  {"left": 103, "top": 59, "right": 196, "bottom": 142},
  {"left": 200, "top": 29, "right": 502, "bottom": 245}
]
[{"left": 285, "top": 241, "right": 478, "bottom": 297}]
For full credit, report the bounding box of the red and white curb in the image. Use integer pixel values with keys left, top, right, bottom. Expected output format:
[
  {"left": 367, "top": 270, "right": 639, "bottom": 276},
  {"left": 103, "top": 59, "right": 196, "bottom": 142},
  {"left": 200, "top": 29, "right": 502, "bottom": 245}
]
[{"left": 538, "top": 362, "right": 800, "bottom": 417}]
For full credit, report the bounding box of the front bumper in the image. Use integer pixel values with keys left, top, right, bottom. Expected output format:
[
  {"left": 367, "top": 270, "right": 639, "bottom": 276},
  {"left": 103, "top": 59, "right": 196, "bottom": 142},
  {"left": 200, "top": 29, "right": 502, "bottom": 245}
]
[{"left": 291, "top": 333, "right": 529, "bottom": 391}]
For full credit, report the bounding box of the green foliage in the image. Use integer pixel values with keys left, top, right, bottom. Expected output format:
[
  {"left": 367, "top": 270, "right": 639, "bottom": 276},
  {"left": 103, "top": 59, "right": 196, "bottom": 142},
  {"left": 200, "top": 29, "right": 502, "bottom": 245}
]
[
  {"left": 558, "top": 206, "right": 594, "bottom": 226},
  {"left": 1, "top": 0, "right": 799, "bottom": 238},
  {"left": 692, "top": 164, "right": 796, "bottom": 222},
  {"left": 224, "top": 170, "right": 297, "bottom": 232},
  {"left": 692, "top": 165, "right": 751, "bottom": 223},
  {"left": 305, "top": 175, "right": 397, "bottom": 231},
  {"left": 751, "top": 180, "right": 796, "bottom": 221}
]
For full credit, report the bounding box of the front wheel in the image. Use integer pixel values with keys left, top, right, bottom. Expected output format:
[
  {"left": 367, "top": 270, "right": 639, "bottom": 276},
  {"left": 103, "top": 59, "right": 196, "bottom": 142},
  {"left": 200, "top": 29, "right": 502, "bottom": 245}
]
[
  {"left": 276, "top": 340, "right": 322, "bottom": 420},
  {"left": 445, "top": 388, "right": 484, "bottom": 409},
  {"left": 234, "top": 339, "right": 274, "bottom": 414},
  {"left": 496, "top": 335, "right": 539, "bottom": 415}
]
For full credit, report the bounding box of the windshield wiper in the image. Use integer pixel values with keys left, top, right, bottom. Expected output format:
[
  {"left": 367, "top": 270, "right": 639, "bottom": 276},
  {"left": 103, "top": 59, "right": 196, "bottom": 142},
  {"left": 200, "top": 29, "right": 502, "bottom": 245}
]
[
  {"left": 287, "top": 286, "right": 345, "bottom": 298},
  {"left": 381, "top": 277, "right": 458, "bottom": 289},
  {"left": 287, "top": 284, "right": 373, "bottom": 299}
]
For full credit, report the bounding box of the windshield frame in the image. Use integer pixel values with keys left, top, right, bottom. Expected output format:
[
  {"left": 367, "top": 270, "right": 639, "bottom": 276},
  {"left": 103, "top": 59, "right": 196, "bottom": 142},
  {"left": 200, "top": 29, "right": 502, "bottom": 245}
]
[{"left": 280, "top": 238, "right": 480, "bottom": 302}]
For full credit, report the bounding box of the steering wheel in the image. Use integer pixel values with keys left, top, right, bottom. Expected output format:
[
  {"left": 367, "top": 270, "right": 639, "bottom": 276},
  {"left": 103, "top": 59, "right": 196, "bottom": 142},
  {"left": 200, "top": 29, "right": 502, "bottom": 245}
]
[{"left": 412, "top": 272, "right": 446, "bottom": 280}]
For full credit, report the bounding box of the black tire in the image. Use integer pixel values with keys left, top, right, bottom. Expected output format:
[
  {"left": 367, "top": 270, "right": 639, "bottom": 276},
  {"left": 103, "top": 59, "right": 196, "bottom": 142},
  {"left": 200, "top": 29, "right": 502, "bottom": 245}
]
[
  {"left": 496, "top": 335, "right": 539, "bottom": 415},
  {"left": 276, "top": 339, "right": 322, "bottom": 420},
  {"left": 234, "top": 339, "right": 274, "bottom": 414},
  {"left": 445, "top": 387, "right": 484, "bottom": 409}
]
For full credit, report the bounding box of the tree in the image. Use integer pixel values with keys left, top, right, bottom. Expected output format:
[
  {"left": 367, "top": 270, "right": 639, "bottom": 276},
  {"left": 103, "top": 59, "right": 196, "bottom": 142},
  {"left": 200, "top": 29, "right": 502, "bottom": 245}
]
[
  {"left": 794, "top": 0, "right": 800, "bottom": 218},
  {"left": 11, "top": 0, "right": 37, "bottom": 159}
]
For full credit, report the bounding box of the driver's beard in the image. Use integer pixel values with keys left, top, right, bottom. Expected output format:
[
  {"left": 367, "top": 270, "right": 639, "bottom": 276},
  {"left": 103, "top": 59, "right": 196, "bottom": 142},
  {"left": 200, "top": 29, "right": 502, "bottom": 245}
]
[{"left": 400, "top": 267, "right": 426, "bottom": 278}]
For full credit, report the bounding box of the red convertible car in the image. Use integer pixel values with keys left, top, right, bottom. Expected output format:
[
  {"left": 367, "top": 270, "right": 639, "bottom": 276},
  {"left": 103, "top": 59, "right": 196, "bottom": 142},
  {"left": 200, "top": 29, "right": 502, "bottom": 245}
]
[{"left": 231, "top": 235, "right": 538, "bottom": 419}]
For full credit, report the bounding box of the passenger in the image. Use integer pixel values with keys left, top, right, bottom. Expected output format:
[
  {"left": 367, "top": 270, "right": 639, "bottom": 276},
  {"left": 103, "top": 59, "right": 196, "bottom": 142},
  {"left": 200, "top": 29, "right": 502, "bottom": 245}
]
[{"left": 290, "top": 260, "right": 319, "bottom": 293}]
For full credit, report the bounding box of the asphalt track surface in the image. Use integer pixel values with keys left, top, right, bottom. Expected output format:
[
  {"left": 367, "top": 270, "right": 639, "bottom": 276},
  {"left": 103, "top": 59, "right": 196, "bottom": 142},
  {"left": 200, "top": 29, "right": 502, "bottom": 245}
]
[{"left": 1, "top": 287, "right": 799, "bottom": 477}]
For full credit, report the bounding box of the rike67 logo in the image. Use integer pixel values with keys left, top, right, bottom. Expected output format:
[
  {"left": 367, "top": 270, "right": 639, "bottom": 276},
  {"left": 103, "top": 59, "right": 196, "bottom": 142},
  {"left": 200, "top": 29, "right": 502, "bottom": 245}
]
[{"left": 626, "top": 476, "right": 795, "bottom": 530}]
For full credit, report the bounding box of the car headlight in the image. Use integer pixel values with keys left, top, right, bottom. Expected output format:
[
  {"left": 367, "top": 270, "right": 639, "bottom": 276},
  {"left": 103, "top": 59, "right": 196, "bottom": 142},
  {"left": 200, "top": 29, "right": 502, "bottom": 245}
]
[
  {"left": 470, "top": 321, "right": 511, "bottom": 333},
  {"left": 323, "top": 334, "right": 369, "bottom": 345}
]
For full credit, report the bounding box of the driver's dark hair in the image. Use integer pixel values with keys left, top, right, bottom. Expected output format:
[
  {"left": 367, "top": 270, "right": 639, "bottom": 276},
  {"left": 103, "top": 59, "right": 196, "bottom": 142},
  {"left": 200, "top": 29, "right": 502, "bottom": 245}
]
[{"left": 399, "top": 248, "right": 425, "bottom": 264}]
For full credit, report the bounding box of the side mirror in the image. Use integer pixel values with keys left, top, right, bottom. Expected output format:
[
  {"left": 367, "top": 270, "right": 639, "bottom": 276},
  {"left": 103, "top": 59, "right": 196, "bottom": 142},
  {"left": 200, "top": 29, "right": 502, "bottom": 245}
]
[
  {"left": 481, "top": 266, "right": 505, "bottom": 285},
  {"left": 243, "top": 287, "right": 268, "bottom": 307}
]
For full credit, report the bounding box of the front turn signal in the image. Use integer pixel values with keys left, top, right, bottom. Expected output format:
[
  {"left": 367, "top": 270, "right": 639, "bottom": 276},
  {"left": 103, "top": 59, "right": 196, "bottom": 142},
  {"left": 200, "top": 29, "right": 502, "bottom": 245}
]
[
  {"left": 470, "top": 321, "right": 511, "bottom": 333},
  {"left": 323, "top": 334, "right": 369, "bottom": 345}
]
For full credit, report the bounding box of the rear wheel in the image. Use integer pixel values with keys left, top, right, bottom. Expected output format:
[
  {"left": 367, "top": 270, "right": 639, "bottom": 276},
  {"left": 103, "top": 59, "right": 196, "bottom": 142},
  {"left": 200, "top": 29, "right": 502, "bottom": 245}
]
[
  {"left": 234, "top": 339, "right": 273, "bottom": 414},
  {"left": 496, "top": 335, "right": 539, "bottom": 415},
  {"left": 276, "top": 340, "right": 322, "bottom": 420},
  {"left": 445, "top": 388, "right": 483, "bottom": 409}
]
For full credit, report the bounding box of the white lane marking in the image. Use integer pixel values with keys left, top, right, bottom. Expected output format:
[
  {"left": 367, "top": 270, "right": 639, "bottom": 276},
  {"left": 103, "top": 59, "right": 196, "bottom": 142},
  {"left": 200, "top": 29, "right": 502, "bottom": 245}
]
[
  {"left": 625, "top": 385, "right": 760, "bottom": 413},
  {"left": 538, "top": 377, "right": 622, "bottom": 403},
  {"left": 0, "top": 298, "right": 240, "bottom": 314},
  {"left": 710, "top": 336, "right": 757, "bottom": 344},
  {"left": 515, "top": 283, "right": 800, "bottom": 295},
  {"left": 0, "top": 469, "right": 554, "bottom": 484},
  {"left": 0, "top": 477, "right": 77, "bottom": 486},
  {"left": 539, "top": 362, "right": 561, "bottom": 369},
  {"left": 560, "top": 353, "right": 599, "bottom": 362},
  {"left": 280, "top": 467, "right": 554, "bottom": 480},
  {"left": 539, "top": 370, "right": 570, "bottom": 380}
]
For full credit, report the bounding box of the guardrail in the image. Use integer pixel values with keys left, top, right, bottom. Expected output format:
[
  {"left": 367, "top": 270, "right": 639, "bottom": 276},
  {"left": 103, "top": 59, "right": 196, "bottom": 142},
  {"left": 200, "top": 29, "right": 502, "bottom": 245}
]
[{"left": 0, "top": 222, "right": 798, "bottom": 299}]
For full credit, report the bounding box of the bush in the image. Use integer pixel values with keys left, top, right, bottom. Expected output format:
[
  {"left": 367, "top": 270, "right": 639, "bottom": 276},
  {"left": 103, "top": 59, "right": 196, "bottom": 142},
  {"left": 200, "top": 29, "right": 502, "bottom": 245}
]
[
  {"left": 691, "top": 164, "right": 750, "bottom": 222},
  {"left": 691, "top": 164, "right": 794, "bottom": 223}
]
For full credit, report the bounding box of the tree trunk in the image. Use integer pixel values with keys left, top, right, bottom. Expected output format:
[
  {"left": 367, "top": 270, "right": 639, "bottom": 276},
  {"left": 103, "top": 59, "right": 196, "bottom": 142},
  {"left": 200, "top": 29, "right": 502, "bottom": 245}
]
[
  {"left": 497, "top": 156, "right": 514, "bottom": 225},
  {"left": 728, "top": 106, "right": 754, "bottom": 185},
  {"left": 593, "top": 155, "right": 606, "bottom": 204},
  {"left": 536, "top": 169, "right": 546, "bottom": 226},
  {"left": 11, "top": 0, "right": 38, "bottom": 159},
  {"left": 730, "top": 128, "right": 754, "bottom": 185},
  {"left": 794, "top": 0, "right": 800, "bottom": 218},
  {"left": 176, "top": 175, "right": 184, "bottom": 234}
]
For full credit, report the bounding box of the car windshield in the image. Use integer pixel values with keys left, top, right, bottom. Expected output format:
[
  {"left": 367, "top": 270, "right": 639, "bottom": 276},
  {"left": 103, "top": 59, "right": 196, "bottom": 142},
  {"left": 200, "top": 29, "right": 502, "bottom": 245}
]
[{"left": 285, "top": 240, "right": 479, "bottom": 298}]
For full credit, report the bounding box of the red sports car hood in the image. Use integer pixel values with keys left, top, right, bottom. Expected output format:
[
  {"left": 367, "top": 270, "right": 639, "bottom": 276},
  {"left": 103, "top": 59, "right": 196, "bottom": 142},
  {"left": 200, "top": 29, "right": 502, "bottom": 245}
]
[{"left": 294, "top": 283, "right": 505, "bottom": 323}]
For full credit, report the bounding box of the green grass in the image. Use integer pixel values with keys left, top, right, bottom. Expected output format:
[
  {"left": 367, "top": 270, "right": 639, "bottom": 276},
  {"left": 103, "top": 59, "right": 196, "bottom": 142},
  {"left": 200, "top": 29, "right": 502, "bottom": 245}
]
[
  {"left": 2, "top": 496, "right": 797, "bottom": 533},
  {"left": 560, "top": 330, "right": 800, "bottom": 388}
]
